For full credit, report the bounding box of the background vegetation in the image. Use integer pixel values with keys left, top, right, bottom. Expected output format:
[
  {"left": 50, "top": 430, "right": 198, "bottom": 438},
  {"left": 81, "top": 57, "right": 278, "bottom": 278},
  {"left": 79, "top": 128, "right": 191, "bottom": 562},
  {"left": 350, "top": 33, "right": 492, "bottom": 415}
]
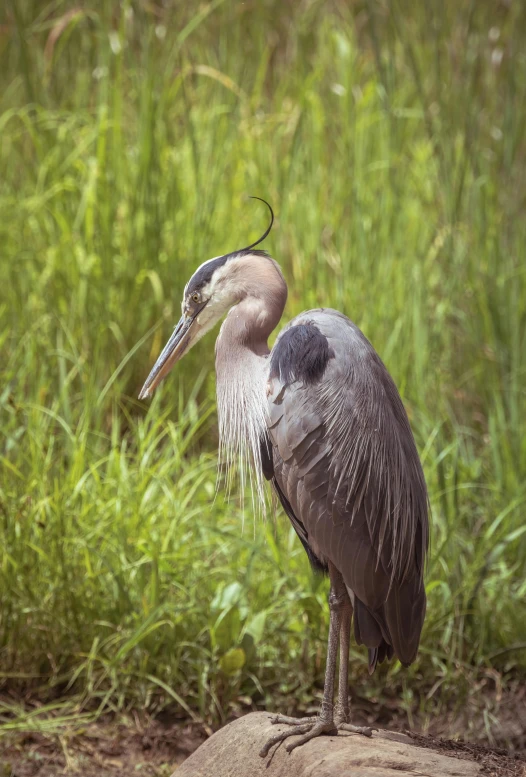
[{"left": 1, "top": 0, "right": 525, "bottom": 747}]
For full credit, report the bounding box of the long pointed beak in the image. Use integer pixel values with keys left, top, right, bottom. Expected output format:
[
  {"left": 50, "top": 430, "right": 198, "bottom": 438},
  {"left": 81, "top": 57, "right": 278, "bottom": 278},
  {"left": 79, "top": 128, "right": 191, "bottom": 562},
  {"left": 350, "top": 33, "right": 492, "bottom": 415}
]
[{"left": 139, "top": 314, "right": 196, "bottom": 400}]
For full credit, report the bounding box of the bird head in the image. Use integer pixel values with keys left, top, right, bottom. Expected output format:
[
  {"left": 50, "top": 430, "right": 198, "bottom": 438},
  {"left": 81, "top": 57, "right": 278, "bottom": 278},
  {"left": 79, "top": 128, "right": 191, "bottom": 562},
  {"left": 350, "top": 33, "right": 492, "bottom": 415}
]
[{"left": 138, "top": 198, "right": 274, "bottom": 400}]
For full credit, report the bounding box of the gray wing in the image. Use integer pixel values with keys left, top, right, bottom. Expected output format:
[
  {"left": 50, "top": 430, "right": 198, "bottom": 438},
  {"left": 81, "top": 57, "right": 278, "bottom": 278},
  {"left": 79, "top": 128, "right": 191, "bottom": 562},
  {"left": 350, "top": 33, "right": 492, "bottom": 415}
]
[{"left": 265, "top": 308, "right": 429, "bottom": 668}]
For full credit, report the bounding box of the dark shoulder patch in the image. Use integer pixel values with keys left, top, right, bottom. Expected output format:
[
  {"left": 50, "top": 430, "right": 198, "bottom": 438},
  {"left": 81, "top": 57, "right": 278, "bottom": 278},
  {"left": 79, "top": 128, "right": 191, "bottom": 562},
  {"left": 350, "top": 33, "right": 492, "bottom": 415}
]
[{"left": 270, "top": 323, "right": 333, "bottom": 385}]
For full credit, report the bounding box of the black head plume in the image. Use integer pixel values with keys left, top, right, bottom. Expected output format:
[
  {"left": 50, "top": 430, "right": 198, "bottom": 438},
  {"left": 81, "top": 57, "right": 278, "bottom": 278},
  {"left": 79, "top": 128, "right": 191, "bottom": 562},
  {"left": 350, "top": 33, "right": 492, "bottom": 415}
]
[{"left": 237, "top": 197, "right": 274, "bottom": 252}]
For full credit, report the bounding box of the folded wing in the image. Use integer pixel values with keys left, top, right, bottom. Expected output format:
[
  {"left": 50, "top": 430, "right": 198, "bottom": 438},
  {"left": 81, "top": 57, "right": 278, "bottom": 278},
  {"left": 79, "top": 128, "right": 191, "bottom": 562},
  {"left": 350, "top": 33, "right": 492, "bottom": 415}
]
[{"left": 265, "top": 309, "right": 429, "bottom": 669}]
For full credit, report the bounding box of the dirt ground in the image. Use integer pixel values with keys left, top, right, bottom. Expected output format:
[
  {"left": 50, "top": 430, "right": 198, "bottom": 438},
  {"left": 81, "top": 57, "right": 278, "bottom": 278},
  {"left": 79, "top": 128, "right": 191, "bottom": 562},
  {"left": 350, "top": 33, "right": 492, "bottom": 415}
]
[
  {"left": 0, "top": 717, "right": 205, "bottom": 777},
  {"left": 2, "top": 716, "right": 526, "bottom": 777},
  {"left": 1, "top": 684, "right": 525, "bottom": 777},
  {"left": 407, "top": 732, "right": 526, "bottom": 777}
]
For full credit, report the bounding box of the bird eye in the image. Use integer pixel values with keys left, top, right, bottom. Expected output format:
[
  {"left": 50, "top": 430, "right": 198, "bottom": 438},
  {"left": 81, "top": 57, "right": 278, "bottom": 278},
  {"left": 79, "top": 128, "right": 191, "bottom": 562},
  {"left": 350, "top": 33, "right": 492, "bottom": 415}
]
[{"left": 191, "top": 292, "right": 201, "bottom": 304}]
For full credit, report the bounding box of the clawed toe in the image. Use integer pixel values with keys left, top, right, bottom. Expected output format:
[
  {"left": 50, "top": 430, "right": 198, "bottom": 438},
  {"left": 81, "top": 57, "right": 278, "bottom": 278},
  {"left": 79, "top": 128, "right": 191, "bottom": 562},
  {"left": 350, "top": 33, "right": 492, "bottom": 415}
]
[
  {"left": 259, "top": 718, "right": 337, "bottom": 758},
  {"left": 259, "top": 722, "right": 313, "bottom": 758},
  {"left": 270, "top": 714, "right": 317, "bottom": 726},
  {"left": 285, "top": 721, "right": 337, "bottom": 752},
  {"left": 338, "top": 722, "right": 377, "bottom": 737}
]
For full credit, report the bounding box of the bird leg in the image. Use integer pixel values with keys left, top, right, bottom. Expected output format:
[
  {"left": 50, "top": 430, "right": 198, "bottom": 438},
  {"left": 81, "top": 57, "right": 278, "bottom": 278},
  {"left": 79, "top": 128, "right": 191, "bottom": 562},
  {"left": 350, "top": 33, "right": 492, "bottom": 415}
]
[
  {"left": 259, "top": 564, "right": 374, "bottom": 758},
  {"left": 334, "top": 594, "right": 376, "bottom": 736},
  {"left": 334, "top": 596, "right": 352, "bottom": 724}
]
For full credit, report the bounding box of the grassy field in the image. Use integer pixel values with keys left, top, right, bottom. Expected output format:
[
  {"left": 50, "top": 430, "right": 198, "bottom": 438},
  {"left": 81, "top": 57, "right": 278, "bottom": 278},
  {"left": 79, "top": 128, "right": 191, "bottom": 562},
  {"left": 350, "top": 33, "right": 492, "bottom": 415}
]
[{"left": 1, "top": 0, "right": 526, "bottom": 749}]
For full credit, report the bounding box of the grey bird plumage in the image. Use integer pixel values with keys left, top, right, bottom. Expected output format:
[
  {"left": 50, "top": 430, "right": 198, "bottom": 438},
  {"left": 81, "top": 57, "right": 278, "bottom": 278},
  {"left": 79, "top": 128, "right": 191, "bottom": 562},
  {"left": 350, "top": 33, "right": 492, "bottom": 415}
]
[
  {"left": 138, "top": 199, "right": 429, "bottom": 754},
  {"left": 266, "top": 309, "right": 428, "bottom": 671}
]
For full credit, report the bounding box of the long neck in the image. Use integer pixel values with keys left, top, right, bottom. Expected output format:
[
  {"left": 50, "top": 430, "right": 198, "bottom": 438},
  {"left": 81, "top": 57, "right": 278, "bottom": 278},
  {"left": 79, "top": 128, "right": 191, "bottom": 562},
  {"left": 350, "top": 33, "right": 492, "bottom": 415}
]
[{"left": 215, "top": 257, "right": 287, "bottom": 506}]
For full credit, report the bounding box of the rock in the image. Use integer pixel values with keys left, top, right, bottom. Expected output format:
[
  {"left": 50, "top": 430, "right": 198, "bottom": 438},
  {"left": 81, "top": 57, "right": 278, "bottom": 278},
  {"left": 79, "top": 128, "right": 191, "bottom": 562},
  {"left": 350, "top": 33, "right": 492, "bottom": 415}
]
[{"left": 172, "top": 712, "right": 480, "bottom": 776}]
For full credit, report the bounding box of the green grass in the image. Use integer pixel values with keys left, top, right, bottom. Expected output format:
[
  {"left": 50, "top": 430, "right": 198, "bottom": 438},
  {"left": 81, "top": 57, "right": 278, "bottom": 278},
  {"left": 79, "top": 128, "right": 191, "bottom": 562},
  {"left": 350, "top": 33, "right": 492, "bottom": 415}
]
[{"left": 1, "top": 0, "right": 526, "bottom": 742}]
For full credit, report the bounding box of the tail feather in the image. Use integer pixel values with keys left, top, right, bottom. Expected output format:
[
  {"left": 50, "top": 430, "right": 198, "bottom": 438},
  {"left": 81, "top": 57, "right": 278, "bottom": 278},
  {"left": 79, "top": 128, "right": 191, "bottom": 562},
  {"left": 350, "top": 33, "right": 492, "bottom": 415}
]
[
  {"left": 367, "top": 642, "right": 394, "bottom": 674},
  {"left": 353, "top": 575, "right": 425, "bottom": 672},
  {"left": 354, "top": 596, "right": 392, "bottom": 674}
]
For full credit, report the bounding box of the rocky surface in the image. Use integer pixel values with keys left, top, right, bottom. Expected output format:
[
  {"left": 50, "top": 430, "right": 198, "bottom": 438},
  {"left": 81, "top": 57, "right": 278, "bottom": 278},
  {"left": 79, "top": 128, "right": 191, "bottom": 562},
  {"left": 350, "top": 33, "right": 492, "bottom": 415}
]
[{"left": 173, "top": 711, "right": 481, "bottom": 776}]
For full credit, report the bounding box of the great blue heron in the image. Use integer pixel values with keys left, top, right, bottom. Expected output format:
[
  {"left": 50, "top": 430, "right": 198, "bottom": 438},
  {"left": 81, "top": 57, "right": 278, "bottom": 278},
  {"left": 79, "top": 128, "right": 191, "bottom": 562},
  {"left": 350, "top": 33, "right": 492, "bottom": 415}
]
[{"left": 139, "top": 199, "right": 429, "bottom": 756}]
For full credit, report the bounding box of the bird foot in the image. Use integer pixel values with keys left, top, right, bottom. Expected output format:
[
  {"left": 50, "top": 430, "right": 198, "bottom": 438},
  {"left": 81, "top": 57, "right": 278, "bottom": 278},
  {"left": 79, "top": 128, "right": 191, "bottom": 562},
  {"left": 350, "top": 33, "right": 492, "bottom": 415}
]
[
  {"left": 259, "top": 714, "right": 376, "bottom": 757},
  {"left": 259, "top": 716, "right": 337, "bottom": 757}
]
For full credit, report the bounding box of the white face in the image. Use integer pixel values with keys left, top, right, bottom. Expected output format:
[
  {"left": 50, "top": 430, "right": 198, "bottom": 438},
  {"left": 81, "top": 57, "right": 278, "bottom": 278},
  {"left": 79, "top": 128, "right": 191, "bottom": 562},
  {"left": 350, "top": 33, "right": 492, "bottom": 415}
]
[
  {"left": 182, "top": 256, "right": 245, "bottom": 343},
  {"left": 138, "top": 256, "right": 239, "bottom": 399},
  {"left": 139, "top": 250, "right": 280, "bottom": 400}
]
